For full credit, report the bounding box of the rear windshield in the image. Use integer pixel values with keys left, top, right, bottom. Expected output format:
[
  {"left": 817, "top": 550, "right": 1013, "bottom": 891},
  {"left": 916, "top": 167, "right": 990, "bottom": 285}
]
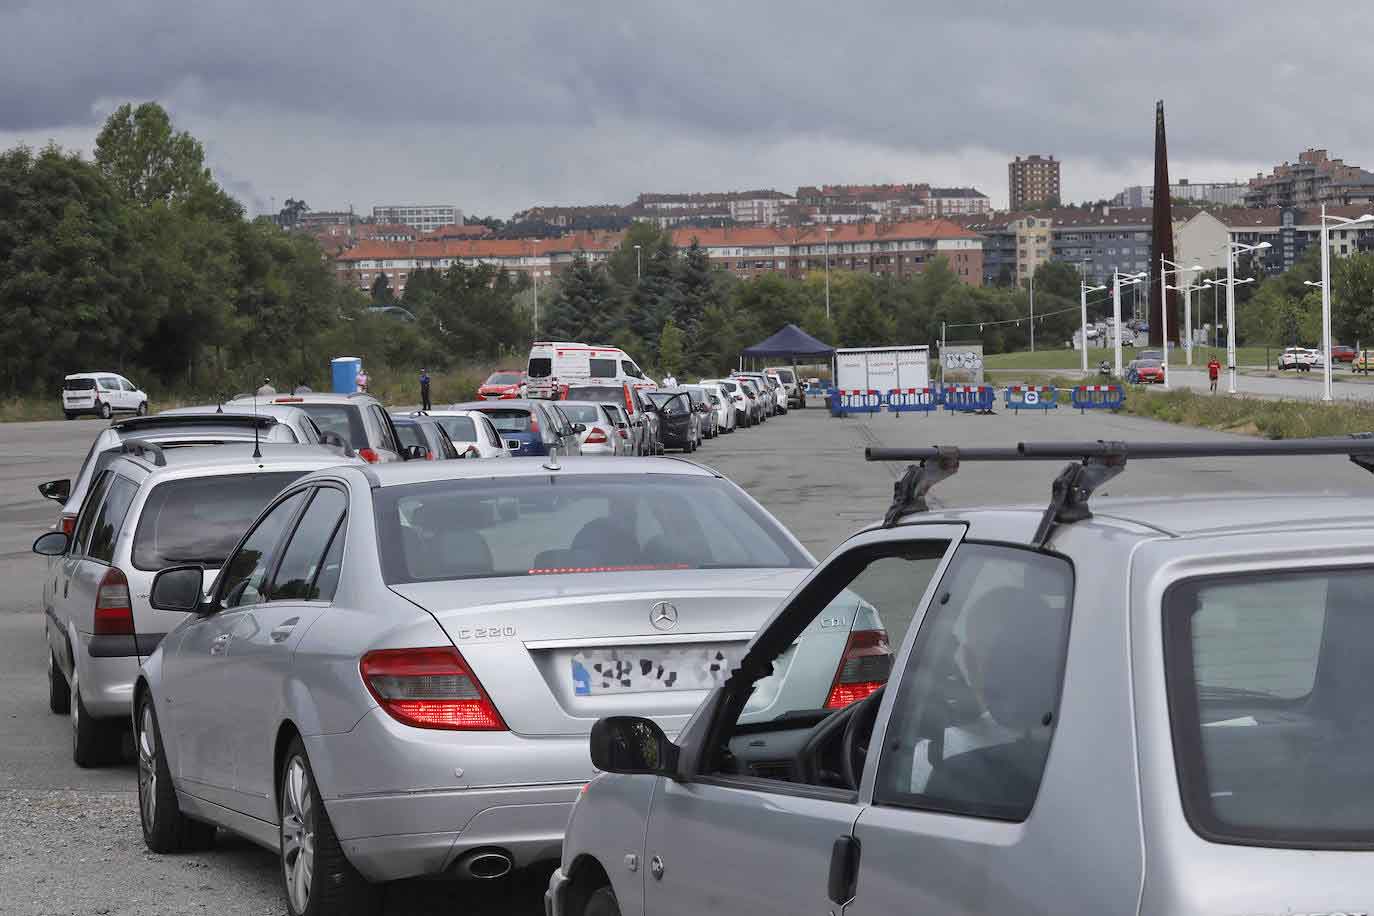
[
  {"left": 486, "top": 372, "right": 521, "bottom": 385},
  {"left": 558, "top": 404, "right": 603, "bottom": 424},
  {"left": 65, "top": 378, "right": 97, "bottom": 391},
  {"left": 132, "top": 472, "right": 307, "bottom": 570},
  {"left": 1166, "top": 568, "right": 1374, "bottom": 848},
  {"left": 528, "top": 357, "right": 552, "bottom": 378},
  {"left": 393, "top": 421, "right": 427, "bottom": 451},
  {"left": 717, "top": 380, "right": 739, "bottom": 393},
  {"left": 565, "top": 386, "right": 622, "bottom": 403},
  {"left": 476, "top": 408, "right": 533, "bottom": 433},
  {"left": 375, "top": 475, "right": 810, "bottom": 582},
  {"left": 434, "top": 416, "right": 477, "bottom": 442},
  {"left": 295, "top": 404, "right": 367, "bottom": 449},
  {"left": 774, "top": 369, "right": 795, "bottom": 384}
]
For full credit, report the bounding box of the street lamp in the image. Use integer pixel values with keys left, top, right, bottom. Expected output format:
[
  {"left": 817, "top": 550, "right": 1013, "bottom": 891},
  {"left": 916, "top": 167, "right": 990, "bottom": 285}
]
[
  {"left": 824, "top": 226, "right": 836, "bottom": 321},
  {"left": 1079, "top": 278, "right": 1106, "bottom": 373},
  {"left": 1204, "top": 276, "right": 1256, "bottom": 383},
  {"left": 1159, "top": 258, "right": 1203, "bottom": 388},
  {"left": 1112, "top": 269, "right": 1147, "bottom": 378},
  {"left": 1221, "top": 240, "right": 1271, "bottom": 393},
  {"left": 1309, "top": 206, "right": 1374, "bottom": 401},
  {"left": 1165, "top": 279, "right": 1206, "bottom": 366},
  {"left": 634, "top": 244, "right": 642, "bottom": 282}
]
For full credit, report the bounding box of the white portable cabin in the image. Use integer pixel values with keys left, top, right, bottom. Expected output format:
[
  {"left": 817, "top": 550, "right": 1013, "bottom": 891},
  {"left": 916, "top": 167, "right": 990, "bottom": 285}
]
[{"left": 833, "top": 346, "right": 930, "bottom": 393}]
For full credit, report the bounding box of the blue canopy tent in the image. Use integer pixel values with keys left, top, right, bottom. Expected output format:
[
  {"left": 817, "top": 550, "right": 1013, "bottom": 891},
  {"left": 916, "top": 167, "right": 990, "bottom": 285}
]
[{"left": 739, "top": 324, "right": 836, "bottom": 402}]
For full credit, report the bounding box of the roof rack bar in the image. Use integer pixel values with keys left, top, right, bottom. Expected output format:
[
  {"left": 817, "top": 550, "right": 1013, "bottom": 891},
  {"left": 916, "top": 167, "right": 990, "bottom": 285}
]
[
  {"left": 1017, "top": 436, "right": 1374, "bottom": 459},
  {"left": 867, "top": 446, "right": 1022, "bottom": 462},
  {"left": 120, "top": 438, "right": 167, "bottom": 467}
]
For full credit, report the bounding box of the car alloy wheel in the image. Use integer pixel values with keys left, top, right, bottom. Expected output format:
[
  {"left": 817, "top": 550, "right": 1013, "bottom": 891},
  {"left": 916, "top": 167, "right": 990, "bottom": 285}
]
[
  {"left": 281, "top": 756, "right": 317, "bottom": 914},
  {"left": 137, "top": 401, "right": 148, "bottom": 416},
  {"left": 137, "top": 703, "right": 158, "bottom": 831},
  {"left": 99, "top": 402, "right": 112, "bottom": 419}
]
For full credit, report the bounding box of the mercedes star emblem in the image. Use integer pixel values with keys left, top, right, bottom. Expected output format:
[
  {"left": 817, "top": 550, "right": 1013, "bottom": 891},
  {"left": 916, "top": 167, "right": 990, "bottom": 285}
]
[{"left": 650, "top": 601, "right": 679, "bottom": 631}]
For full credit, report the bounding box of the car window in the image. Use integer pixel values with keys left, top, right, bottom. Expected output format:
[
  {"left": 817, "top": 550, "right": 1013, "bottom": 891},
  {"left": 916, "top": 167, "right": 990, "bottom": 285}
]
[
  {"left": 478, "top": 408, "right": 533, "bottom": 433},
  {"left": 434, "top": 415, "right": 477, "bottom": 443},
  {"left": 589, "top": 358, "right": 617, "bottom": 378},
  {"left": 370, "top": 405, "right": 400, "bottom": 453},
  {"left": 132, "top": 472, "right": 308, "bottom": 570},
  {"left": 65, "top": 377, "right": 97, "bottom": 391},
  {"left": 313, "top": 518, "right": 346, "bottom": 603},
  {"left": 269, "top": 488, "right": 347, "bottom": 601},
  {"left": 86, "top": 475, "right": 138, "bottom": 564},
  {"left": 218, "top": 490, "right": 309, "bottom": 609},
  {"left": 621, "top": 360, "right": 643, "bottom": 379},
  {"left": 528, "top": 357, "right": 552, "bottom": 378},
  {"left": 1165, "top": 568, "right": 1374, "bottom": 847},
  {"left": 874, "top": 543, "right": 1074, "bottom": 822},
  {"left": 559, "top": 404, "right": 602, "bottom": 424},
  {"left": 72, "top": 470, "right": 114, "bottom": 556},
  {"left": 394, "top": 420, "right": 426, "bottom": 452},
  {"left": 435, "top": 424, "right": 459, "bottom": 459},
  {"left": 99, "top": 376, "right": 120, "bottom": 390},
  {"left": 482, "top": 417, "right": 502, "bottom": 448}
]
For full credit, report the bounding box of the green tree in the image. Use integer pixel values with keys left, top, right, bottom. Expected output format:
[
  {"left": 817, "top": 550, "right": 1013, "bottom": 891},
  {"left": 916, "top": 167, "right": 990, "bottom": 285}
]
[
  {"left": 94, "top": 102, "right": 218, "bottom": 209},
  {"left": 544, "top": 253, "right": 614, "bottom": 341},
  {"left": 673, "top": 239, "right": 716, "bottom": 368},
  {"left": 1332, "top": 251, "right": 1374, "bottom": 346},
  {"left": 658, "top": 319, "right": 685, "bottom": 377},
  {"left": 371, "top": 273, "right": 393, "bottom": 303}
]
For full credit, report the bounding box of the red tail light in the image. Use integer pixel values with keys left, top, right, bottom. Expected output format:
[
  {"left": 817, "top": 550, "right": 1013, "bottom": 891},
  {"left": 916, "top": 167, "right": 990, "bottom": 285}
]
[
  {"left": 560, "top": 384, "right": 570, "bottom": 400},
  {"left": 94, "top": 567, "right": 135, "bottom": 636},
  {"left": 585, "top": 427, "right": 609, "bottom": 445},
  {"left": 824, "top": 629, "right": 892, "bottom": 709},
  {"left": 360, "top": 647, "right": 506, "bottom": 731},
  {"left": 618, "top": 427, "right": 628, "bottom": 439},
  {"left": 623, "top": 387, "right": 635, "bottom": 415},
  {"left": 60, "top": 514, "right": 77, "bottom": 537},
  {"left": 358, "top": 447, "right": 381, "bottom": 463},
  {"left": 528, "top": 416, "right": 540, "bottom": 434}
]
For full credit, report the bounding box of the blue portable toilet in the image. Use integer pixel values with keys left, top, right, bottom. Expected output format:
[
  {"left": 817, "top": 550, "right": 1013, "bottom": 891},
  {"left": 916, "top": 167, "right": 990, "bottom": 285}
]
[{"left": 331, "top": 356, "right": 361, "bottom": 394}]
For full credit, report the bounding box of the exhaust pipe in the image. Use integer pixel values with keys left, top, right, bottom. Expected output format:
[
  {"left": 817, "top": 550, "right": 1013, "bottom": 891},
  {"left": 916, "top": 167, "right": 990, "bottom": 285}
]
[{"left": 453, "top": 848, "right": 513, "bottom": 880}]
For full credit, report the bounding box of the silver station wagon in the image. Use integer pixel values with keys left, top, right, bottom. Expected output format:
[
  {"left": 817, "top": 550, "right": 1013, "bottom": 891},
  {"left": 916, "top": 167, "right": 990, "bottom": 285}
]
[
  {"left": 550, "top": 439, "right": 1374, "bottom": 916},
  {"left": 130, "top": 457, "right": 886, "bottom": 916}
]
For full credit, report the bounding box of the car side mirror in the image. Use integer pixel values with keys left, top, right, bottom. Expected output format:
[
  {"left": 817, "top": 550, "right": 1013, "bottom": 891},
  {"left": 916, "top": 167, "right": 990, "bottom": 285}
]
[
  {"left": 572, "top": 423, "right": 587, "bottom": 434},
  {"left": 150, "top": 565, "right": 205, "bottom": 613},
  {"left": 32, "top": 531, "right": 70, "bottom": 556},
  {"left": 402, "top": 444, "right": 430, "bottom": 461},
  {"left": 38, "top": 479, "right": 71, "bottom": 503},
  {"left": 590, "top": 716, "right": 680, "bottom": 777}
]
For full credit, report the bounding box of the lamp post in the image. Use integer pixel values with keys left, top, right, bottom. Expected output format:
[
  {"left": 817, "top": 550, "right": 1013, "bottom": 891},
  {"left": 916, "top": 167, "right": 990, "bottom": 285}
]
[
  {"left": 1221, "top": 240, "right": 1271, "bottom": 393},
  {"left": 1112, "top": 270, "right": 1146, "bottom": 378},
  {"left": 1204, "top": 275, "right": 1256, "bottom": 388},
  {"left": 1080, "top": 278, "right": 1106, "bottom": 373},
  {"left": 1165, "top": 279, "right": 1205, "bottom": 366},
  {"left": 1159, "top": 257, "right": 1203, "bottom": 388},
  {"left": 1304, "top": 206, "right": 1374, "bottom": 402},
  {"left": 634, "top": 244, "right": 642, "bottom": 282},
  {"left": 824, "top": 226, "right": 835, "bottom": 321}
]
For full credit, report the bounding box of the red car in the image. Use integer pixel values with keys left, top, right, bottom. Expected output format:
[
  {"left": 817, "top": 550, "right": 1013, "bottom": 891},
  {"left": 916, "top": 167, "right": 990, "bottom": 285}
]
[
  {"left": 477, "top": 369, "right": 525, "bottom": 400},
  {"left": 1331, "top": 345, "right": 1357, "bottom": 364},
  {"left": 1134, "top": 362, "right": 1165, "bottom": 384}
]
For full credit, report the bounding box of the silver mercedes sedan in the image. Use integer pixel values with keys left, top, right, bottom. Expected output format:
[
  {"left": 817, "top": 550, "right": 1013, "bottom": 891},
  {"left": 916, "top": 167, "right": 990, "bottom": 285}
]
[{"left": 131, "top": 457, "right": 868, "bottom": 916}]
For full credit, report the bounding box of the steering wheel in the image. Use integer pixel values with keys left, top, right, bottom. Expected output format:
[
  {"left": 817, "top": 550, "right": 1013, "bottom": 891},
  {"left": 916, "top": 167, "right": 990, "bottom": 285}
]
[
  {"left": 841, "top": 685, "right": 886, "bottom": 790},
  {"left": 793, "top": 686, "right": 886, "bottom": 790}
]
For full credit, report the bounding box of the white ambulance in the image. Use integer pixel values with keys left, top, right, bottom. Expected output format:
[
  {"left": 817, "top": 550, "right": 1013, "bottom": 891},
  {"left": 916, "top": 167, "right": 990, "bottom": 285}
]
[{"left": 524, "top": 342, "right": 649, "bottom": 399}]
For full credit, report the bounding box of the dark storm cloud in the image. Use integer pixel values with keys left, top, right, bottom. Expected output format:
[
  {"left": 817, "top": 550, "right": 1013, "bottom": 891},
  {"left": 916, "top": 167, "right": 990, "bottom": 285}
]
[{"left": 3, "top": 1, "right": 1371, "bottom": 209}]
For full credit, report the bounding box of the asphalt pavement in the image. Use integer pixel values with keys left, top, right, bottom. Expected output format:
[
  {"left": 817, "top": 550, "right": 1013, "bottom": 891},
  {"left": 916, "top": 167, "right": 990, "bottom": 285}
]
[{"left": 2, "top": 403, "right": 1370, "bottom": 914}]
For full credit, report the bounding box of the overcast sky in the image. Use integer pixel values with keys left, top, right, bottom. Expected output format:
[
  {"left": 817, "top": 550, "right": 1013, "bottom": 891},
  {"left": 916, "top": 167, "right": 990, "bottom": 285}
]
[{"left": 1, "top": 1, "right": 1367, "bottom": 218}]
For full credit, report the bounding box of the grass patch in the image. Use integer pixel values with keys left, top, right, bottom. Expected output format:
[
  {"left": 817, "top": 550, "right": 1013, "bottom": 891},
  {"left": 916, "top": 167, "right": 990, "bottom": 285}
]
[
  {"left": 1121, "top": 387, "right": 1374, "bottom": 439},
  {"left": 984, "top": 346, "right": 1277, "bottom": 371}
]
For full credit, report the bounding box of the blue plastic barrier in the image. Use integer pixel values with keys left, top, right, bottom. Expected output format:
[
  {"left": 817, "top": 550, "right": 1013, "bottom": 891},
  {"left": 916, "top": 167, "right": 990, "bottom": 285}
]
[
  {"left": 887, "top": 387, "right": 942, "bottom": 416},
  {"left": 1004, "top": 385, "right": 1059, "bottom": 414},
  {"left": 1071, "top": 385, "right": 1125, "bottom": 413},
  {"left": 942, "top": 385, "right": 997, "bottom": 414},
  {"left": 828, "top": 388, "right": 884, "bottom": 417}
]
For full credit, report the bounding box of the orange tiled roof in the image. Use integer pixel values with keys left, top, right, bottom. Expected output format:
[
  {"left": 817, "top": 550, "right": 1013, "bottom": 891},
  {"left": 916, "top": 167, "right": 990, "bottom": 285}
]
[
  {"left": 670, "top": 220, "right": 979, "bottom": 247},
  {"left": 335, "top": 231, "right": 625, "bottom": 263}
]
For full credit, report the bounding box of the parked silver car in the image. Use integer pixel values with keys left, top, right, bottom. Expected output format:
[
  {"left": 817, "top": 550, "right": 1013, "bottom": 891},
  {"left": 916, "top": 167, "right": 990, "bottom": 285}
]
[
  {"left": 32, "top": 443, "right": 357, "bottom": 766},
  {"left": 558, "top": 401, "right": 631, "bottom": 455},
  {"left": 422, "top": 409, "right": 510, "bottom": 458},
  {"left": 131, "top": 458, "right": 819, "bottom": 915},
  {"left": 227, "top": 392, "right": 407, "bottom": 463},
  {"left": 550, "top": 440, "right": 1374, "bottom": 916}
]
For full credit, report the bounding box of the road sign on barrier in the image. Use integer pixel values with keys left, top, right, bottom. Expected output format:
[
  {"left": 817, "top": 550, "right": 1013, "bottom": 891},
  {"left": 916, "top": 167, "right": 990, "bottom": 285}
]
[
  {"left": 1004, "top": 385, "right": 1059, "bottom": 413},
  {"left": 887, "top": 387, "right": 941, "bottom": 415},
  {"left": 942, "top": 385, "right": 996, "bottom": 414},
  {"left": 829, "top": 388, "right": 884, "bottom": 416},
  {"left": 1071, "top": 385, "right": 1125, "bottom": 413}
]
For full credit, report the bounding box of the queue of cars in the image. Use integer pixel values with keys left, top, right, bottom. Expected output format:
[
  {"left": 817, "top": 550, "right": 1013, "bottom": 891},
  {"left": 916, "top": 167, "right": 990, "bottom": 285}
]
[{"left": 33, "top": 366, "right": 805, "bottom": 915}]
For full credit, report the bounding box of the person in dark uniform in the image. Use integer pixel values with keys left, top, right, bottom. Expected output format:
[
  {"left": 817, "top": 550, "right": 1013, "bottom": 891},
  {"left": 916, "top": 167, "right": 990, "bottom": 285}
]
[{"left": 420, "top": 367, "right": 432, "bottom": 411}]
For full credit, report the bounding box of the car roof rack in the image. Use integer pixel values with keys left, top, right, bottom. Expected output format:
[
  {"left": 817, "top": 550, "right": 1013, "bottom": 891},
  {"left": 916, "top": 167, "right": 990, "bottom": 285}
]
[
  {"left": 867, "top": 435, "right": 1374, "bottom": 549},
  {"left": 116, "top": 414, "right": 277, "bottom": 431},
  {"left": 120, "top": 439, "right": 167, "bottom": 467}
]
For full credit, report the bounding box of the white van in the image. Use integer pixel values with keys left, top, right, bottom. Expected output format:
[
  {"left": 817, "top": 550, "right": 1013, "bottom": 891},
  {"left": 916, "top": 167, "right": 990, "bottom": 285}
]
[{"left": 525, "top": 341, "right": 648, "bottom": 399}]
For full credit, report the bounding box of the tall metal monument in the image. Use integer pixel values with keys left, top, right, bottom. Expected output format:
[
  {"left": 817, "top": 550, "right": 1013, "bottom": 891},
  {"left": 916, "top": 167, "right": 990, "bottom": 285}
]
[{"left": 1148, "top": 100, "right": 1176, "bottom": 347}]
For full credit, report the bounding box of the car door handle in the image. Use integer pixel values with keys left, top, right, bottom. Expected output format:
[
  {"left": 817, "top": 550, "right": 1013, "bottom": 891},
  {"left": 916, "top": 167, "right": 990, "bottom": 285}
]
[
  {"left": 270, "top": 618, "right": 300, "bottom": 643},
  {"left": 827, "top": 835, "right": 860, "bottom": 906},
  {"left": 210, "top": 634, "right": 231, "bottom": 656}
]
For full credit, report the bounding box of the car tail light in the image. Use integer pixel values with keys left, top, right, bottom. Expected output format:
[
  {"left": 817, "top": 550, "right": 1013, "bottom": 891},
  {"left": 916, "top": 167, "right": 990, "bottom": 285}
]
[
  {"left": 274, "top": 397, "right": 305, "bottom": 403},
  {"left": 528, "top": 416, "right": 540, "bottom": 434},
  {"left": 60, "top": 514, "right": 77, "bottom": 537},
  {"left": 585, "top": 426, "right": 608, "bottom": 445},
  {"left": 360, "top": 647, "right": 506, "bottom": 731},
  {"left": 824, "top": 629, "right": 892, "bottom": 709},
  {"left": 94, "top": 567, "right": 135, "bottom": 636},
  {"left": 559, "top": 384, "right": 569, "bottom": 400},
  {"left": 358, "top": 447, "right": 381, "bottom": 463},
  {"left": 623, "top": 387, "right": 635, "bottom": 415},
  {"left": 618, "top": 427, "right": 628, "bottom": 440}
]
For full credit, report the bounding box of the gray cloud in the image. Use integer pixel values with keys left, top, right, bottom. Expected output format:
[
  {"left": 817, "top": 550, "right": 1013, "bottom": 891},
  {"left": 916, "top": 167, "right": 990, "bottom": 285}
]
[{"left": 2, "top": 1, "right": 1368, "bottom": 214}]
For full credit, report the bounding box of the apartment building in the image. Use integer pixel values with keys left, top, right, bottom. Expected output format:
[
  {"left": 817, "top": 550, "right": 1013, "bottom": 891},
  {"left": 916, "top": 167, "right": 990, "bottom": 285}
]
[
  {"left": 1114, "top": 179, "right": 1247, "bottom": 208},
  {"left": 1013, "top": 215, "right": 1053, "bottom": 281},
  {"left": 926, "top": 187, "right": 991, "bottom": 217},
  {"left": 1008, "top": 155, "right": 1061, "bottom": 209},
  {"left": 635, "top": 190, "right": 793, "bottom": 227},
  {"left": 1243, "top": 149, "right": 1374, "bottom": 209},
  {"left": 371, "top": 204, "right": 464, "bottom": 233}
]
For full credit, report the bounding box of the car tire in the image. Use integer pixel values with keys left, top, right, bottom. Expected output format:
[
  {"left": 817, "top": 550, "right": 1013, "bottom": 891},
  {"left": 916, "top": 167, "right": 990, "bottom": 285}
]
[
  {"left": 279, "top": 737, "right": 382, "bottom": 916},
  {"left": 98, "top": 402, "right": 112, "bottom": 419},
  {"left": 64, "top": 411, "right": 75, "bottom": 421},
  {"left": 137, "top": 401, "right": 148, "bottom": 416},
  {"left": 48, "top": 649, "right": 70, "bottom": 715},
  {"left": 583, "top": 886, "right": 621, "bottom": 916},
  {"left": 71, "top": 669, "right": 123, "bottom": 767},
  {"left": 136, "top": 694, "right": 216, "bottom": 853}
]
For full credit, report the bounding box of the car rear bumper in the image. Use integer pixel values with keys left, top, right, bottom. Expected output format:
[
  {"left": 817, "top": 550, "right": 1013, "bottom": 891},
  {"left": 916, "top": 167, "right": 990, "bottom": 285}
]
[
  {"left": 304, "top": 709, "right": 593, "bottom": 882},
  {"left": 579, "top": 443, "right": 616, "bottom": 456},
  {"left": 75, "top": 641, "right": 140, "bottom": 718}
]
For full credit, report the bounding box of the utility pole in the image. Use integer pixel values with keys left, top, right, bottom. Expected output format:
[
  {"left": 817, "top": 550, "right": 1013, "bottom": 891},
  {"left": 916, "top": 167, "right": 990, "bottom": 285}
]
[{"left": 1029, "top": 273, "right": 1035, "bottom": 353}]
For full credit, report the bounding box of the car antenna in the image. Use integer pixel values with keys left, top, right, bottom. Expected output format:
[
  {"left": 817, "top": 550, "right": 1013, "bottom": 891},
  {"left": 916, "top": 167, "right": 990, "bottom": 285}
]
[{"left": 252, "top": 378, "right": 266, "bottom": 460}]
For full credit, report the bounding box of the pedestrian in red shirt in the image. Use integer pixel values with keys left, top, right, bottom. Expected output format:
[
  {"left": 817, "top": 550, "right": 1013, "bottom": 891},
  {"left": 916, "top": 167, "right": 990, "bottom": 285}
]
[{"left": 1207, "top": 356, "right": 1221, "bottom": 393}]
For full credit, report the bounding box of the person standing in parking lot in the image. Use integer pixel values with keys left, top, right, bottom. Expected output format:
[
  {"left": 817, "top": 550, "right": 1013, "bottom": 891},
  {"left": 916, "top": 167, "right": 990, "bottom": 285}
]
[
  {"left": 1207, "top": 355, "right": 1220, "bottom": 393},
  {"left": 356, "top": 366, "right": 369, "bottom": 393},
  {"left": 420, "top": 367, "right": 432, "bottom": 411}
]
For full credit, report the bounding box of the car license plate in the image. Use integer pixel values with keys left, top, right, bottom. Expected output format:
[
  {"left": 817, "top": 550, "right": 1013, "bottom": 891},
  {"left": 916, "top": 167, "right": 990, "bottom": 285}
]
[{"left": 570, "top": 643, "right": 742, "bottom": 696}]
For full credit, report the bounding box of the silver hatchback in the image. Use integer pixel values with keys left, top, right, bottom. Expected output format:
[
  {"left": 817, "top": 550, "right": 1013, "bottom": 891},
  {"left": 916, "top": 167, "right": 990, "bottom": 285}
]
[
  {"left": 550, "top": 440, "right": 1374, "bottom": 916},
  {"left": 131, "top": 458, "right": 846, "bottom": 916}
]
